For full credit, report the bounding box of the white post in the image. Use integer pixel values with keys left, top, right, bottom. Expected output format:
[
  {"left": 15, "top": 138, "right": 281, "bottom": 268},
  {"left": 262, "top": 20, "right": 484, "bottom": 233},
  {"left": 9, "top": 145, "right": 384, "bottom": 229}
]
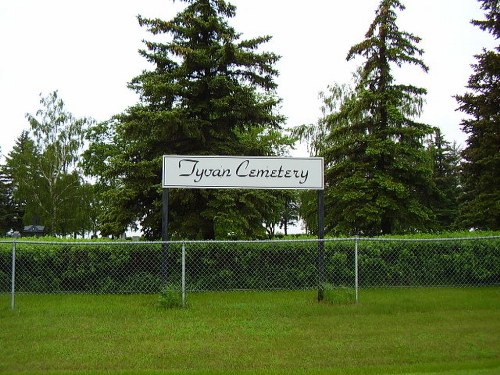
[
  {"left": 181, "top": 242, "right": 186, "bottom": 308},
  {"left": 355, "top": 237, "right": 359, "bottom": 304},
  {"left": 11, "top": 242, "right": 16, "bottom": 310}
]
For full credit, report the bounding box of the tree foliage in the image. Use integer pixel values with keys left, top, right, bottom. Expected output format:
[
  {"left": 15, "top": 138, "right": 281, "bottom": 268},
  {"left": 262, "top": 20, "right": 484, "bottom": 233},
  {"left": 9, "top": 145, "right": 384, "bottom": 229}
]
[
  {"left": 0, "top": 150, "right": 22, "bottom": 235},
  {"left": 6, "top": 92, "right": 94, "bottom": 235},
  {"left": 455, "top": 0, "right": 500, "bottom": 230},
  {"left": 84, "top": 0, "right": 292, "bottom": 239},
  {"left": 296, "top": 0, "right": 436, "bottom": 235},
  {"left": 427, "top": 128, "right": 462, "bottom": 230}
]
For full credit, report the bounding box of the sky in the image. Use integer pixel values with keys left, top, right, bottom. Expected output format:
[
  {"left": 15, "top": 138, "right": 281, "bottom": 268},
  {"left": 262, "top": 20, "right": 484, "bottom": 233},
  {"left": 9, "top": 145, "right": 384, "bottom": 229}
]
[{"left": 0, "top": 0, "right": 496, "bottom": 162}]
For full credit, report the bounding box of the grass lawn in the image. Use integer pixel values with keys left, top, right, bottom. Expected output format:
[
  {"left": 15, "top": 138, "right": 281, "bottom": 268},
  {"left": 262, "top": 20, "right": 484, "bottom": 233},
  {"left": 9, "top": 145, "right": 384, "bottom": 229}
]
[{"left": 0, "top": 288, "right": 499, "bottom": 374}]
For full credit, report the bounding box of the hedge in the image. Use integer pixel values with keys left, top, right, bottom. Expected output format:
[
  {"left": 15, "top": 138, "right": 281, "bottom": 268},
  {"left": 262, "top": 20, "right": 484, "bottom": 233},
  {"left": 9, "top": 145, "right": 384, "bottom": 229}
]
[{"left": 0, "top": 236, "right": 499, "bottom": 294}]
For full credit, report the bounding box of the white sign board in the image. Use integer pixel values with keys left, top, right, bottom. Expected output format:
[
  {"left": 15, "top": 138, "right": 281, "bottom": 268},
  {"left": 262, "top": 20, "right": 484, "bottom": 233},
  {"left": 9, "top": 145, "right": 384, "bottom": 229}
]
[{"left": 163, "top": 155, "right": 324, "bottom": 190}]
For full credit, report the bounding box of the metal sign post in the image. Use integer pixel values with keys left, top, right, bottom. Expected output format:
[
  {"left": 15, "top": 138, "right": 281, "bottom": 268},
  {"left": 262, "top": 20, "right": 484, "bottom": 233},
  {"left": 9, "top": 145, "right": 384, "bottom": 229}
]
[
  {"left": 317, "top": 190, "right": 325, "bottom": 301},
  {"left": 161, "top": 188, "right": 169, "bottom": 284}
]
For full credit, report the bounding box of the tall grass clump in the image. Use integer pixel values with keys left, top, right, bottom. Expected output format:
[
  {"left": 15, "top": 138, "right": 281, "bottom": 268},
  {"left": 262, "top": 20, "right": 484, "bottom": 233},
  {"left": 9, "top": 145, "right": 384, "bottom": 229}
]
[
  {"left": 157, "top": 284, "right": 184, "bottom": 309},
  {"left": 320, "top": 283, "right": 356, "bottom": 305}
]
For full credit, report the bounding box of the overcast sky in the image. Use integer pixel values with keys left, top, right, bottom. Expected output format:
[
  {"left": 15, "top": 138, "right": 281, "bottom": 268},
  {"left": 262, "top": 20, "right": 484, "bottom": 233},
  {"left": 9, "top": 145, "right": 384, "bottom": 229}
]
[{"left": 0, "top": 0, "right": 496, "bottom": 161}]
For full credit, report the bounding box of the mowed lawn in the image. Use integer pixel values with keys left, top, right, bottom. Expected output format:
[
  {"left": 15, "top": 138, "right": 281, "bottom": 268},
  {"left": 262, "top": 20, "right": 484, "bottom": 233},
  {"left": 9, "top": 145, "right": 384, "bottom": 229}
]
[{"left": 0, "top": 288, "right": 499, "bottom": 374}]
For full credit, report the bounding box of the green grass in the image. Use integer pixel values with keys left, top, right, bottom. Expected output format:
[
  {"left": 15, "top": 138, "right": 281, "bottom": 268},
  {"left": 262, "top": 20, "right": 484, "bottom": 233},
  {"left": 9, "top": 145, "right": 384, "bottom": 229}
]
[
  {"left": 1, "top": 288, "right": 499, "bottom": 374},
  {"left": 321, "top": 283, "right": 356, "bottom": 304}
]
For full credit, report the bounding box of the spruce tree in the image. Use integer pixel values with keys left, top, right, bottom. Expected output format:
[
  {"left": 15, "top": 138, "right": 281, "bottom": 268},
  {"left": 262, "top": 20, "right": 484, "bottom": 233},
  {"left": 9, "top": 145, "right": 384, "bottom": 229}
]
[
  {"left": 307, "top": 0, "right": 436, "bottom": 235},
  {"left": 0, "top": 152, "right": 22, "bottom": 235},
  {"left": 84, "top": 0, "right": 290, "bottom": 239},
  {"left": 428, "top": 129, "right": 462, "bottom": 230},
  {"left": 5, "top": 132, "right": 39, "bottom": 230},
  {"left": 455, "top": 0, "right": 499, "bottom": 230}
]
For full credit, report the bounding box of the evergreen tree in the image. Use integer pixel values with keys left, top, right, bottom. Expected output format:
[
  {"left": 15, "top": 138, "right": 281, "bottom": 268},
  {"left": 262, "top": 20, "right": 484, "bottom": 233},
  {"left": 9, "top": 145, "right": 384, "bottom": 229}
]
[
  {"left": 84, "top": 0, "right": 290, "bottom": 239},
  {"left": 455, "top": 0, "right": 499, "bottom": 230},
  {"left": 0, "top": 150, "right": 22, "bottom": 235},
  {"left": 298, "top": 0, "right": 435, "bottom": 235},
  {"left": 428, "top": 128, "right": 462, "bottom": 230},
  {"left": 5, "top": 132, "right": 39, "bottom": 229}
]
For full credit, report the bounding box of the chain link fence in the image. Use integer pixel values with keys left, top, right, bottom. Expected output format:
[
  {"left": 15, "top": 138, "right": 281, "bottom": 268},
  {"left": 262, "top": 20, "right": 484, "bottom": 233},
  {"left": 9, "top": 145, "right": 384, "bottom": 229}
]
[{"left": 1, "top": 237, "right": 499, "bottom": 306}]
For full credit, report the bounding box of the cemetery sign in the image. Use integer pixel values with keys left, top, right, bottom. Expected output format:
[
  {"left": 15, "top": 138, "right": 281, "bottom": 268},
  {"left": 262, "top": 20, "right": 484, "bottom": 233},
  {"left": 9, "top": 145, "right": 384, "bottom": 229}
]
[{"left": 162, "top": 155, "right": 324, "bottom": 190}]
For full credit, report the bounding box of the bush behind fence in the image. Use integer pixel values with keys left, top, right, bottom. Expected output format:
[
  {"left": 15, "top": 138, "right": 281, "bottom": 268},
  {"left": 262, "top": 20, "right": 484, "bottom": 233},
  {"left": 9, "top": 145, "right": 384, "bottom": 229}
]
[{"left": 0, "top": 237, "right": 499, "bottom": 294}]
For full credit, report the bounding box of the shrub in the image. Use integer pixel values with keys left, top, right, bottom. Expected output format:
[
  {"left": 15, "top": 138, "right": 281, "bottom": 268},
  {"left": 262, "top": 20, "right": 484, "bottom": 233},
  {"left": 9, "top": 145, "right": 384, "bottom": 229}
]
[{"left": 0, "top": 234, "right": 498, "bottom": 294}]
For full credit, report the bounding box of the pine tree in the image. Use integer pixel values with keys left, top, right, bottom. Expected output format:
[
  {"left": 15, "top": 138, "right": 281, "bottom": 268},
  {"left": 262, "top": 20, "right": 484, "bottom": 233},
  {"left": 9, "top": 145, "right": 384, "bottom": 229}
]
[
  {"left": 84, "top": 0, "right": 290, "bottom": 239},
  {"left": 301, "top": 0, "right": 435, "bottom": 235},
  {"left": 455, "top": 0, "right": 499, "bottom": 230}
]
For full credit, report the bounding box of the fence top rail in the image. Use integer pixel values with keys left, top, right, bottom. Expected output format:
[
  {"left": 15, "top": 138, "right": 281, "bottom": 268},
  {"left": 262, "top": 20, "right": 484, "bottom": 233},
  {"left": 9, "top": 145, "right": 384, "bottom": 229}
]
[
  {"left": 0, "top": 236, "right": 498, "bottom": 246},
  {"left": 351, "top": 236, "right": 500, "bottom": 242},
  {"left": 0, "top": 238, "right": 341, "bottom": 246}
]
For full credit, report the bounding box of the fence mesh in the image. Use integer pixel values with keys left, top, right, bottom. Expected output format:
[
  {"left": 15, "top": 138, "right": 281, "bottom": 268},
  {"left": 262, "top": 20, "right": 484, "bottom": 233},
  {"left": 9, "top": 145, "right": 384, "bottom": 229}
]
[{"left": 1, "top": 237, "right": 499, "bottom": 296}]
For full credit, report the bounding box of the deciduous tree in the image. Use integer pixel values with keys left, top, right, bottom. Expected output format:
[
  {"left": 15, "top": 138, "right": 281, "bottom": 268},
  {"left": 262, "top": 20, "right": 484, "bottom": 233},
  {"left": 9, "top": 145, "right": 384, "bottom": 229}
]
[{"left": 7, "top": 92, "right": 94, "bottom": 235}]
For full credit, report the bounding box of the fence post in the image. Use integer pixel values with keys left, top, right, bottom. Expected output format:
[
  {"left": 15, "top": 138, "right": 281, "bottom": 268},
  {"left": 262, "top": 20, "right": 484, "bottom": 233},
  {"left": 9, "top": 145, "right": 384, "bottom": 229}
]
[
  {"left": 354, "top": 237, "right": 359, "bottom": 304},
  {"left": 181, "top": 242, "right": 186, "bottom": 308},
  {"left": 11, "top": 241, "right": 16, "bottom": 310}
]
